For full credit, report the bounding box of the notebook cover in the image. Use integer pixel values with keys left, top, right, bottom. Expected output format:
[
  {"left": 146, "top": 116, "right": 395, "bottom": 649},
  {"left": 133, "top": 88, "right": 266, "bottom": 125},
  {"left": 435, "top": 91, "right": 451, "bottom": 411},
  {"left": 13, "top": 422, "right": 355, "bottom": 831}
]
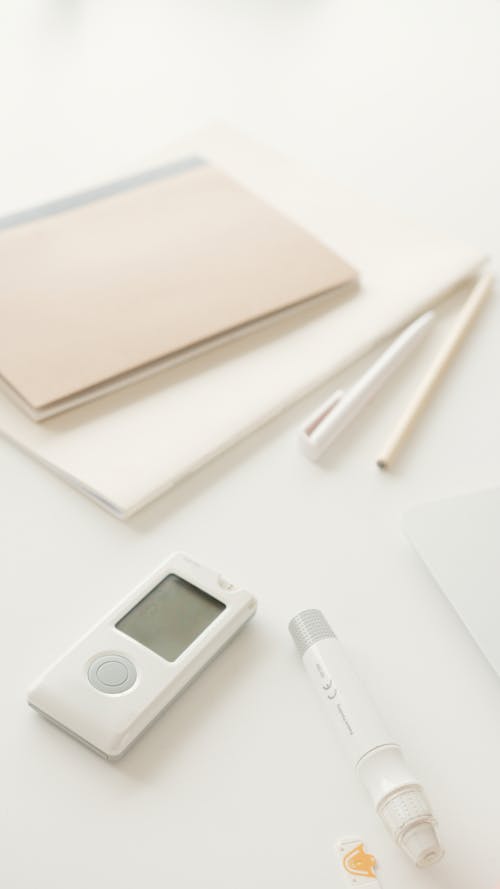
[
  {"left": 0, "top": 126, "right": 486, "bottom": 518},
  {"left": 0, "top": 157, "right": 356, "bottom": 415}
]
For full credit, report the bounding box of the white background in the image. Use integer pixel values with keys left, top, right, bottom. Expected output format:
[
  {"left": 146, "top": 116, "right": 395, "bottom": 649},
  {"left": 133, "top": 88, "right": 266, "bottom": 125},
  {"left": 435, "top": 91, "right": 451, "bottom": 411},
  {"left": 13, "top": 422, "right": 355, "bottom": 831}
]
[{"left": 1, "top": 2, "right": 499, "bottom": 888}]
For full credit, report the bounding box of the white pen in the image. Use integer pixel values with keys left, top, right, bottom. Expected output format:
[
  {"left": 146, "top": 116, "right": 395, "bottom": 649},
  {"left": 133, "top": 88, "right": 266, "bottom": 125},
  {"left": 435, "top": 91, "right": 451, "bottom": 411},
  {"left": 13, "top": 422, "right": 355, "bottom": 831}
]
[{"left": 299, "top": 310, "right": 434, "bottom": 460}]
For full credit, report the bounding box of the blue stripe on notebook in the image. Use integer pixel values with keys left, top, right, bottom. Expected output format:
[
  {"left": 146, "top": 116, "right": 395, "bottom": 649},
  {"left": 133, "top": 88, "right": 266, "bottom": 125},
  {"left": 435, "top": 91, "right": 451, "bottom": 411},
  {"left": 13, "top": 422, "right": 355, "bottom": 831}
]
[{"left": 0, "top": 155, "right": 206, "bottom": 231}]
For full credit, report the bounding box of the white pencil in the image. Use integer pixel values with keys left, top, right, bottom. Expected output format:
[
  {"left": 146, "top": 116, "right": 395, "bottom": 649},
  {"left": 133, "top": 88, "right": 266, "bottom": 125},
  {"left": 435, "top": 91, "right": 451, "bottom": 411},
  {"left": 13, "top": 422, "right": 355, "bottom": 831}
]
[{"left": 377, "top": 272, "right": 493, "bottom": 470}]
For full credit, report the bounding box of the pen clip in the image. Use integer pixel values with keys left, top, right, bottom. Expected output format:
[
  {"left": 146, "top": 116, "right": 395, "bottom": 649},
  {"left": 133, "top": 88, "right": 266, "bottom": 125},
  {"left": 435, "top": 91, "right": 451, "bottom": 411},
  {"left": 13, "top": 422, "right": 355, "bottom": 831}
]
[{"left": 299, "top": 389, "right": 344, "bottom": 458}]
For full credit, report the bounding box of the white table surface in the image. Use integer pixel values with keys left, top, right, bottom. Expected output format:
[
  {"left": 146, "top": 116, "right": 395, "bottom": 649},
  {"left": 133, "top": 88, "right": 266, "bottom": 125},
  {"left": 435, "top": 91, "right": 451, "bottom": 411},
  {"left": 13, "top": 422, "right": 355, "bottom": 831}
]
[{"left": 1, "top": 3, "right": 499, "bottom": 888}]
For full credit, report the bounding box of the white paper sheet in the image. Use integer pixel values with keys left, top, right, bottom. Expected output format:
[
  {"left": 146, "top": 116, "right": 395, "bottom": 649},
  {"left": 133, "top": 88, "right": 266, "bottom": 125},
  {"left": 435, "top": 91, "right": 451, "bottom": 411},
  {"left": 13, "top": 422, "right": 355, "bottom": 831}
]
[{"left": 0, "top": 126, "right": 486, "bottom": 517}]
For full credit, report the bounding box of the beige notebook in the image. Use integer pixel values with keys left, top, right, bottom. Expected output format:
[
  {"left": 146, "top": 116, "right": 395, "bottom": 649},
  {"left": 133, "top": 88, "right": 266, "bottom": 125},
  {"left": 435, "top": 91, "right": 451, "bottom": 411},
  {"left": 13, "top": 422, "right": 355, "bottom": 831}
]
[{"left": 0, "top": 156, "right": 356, "bottom": 419}]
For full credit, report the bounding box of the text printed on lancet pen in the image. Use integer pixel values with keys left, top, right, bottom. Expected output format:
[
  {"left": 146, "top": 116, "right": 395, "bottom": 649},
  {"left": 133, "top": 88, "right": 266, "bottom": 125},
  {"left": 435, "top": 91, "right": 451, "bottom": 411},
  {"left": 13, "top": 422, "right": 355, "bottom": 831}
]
[{"left": 314, "top": 660, "right": 354, "bottom": 736}]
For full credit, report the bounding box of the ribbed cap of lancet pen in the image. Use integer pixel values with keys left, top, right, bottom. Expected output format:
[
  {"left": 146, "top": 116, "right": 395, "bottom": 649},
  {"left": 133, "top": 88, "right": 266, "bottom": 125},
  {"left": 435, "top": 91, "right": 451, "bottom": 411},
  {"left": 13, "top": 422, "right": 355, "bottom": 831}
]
[
  {"left": 288, "top": 609, "right": 335, "bottom": 657},
  {"left": 378, "top": 789, "right": 444, "bottom": 867}
]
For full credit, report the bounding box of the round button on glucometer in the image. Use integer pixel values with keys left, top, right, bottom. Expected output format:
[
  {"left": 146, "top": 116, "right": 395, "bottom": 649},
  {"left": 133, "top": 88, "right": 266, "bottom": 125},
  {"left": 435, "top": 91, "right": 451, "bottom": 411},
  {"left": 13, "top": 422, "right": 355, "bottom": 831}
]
[
  {"left": 88, "top": 655, "right": 137, "bottom": 694},
  {"left": 97, "top": 660, "right": 128, "bottom": 686}
]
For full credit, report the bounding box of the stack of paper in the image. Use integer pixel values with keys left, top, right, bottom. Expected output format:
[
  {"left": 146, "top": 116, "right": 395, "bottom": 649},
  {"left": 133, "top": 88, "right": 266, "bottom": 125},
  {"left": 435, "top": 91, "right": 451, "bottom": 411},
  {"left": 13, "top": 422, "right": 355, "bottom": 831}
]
[{"left": 0, "top": 126, "right": 485, "bottom": 517}]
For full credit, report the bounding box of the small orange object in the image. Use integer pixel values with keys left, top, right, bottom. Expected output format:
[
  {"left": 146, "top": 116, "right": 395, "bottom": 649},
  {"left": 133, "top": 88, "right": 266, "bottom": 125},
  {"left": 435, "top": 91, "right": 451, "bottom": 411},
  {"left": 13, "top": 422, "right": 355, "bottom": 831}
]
[
  {"left": 337, "top": 837, "right": 381, "bottom": 886},
  {"left": 343, "top": 843, "right": 377, "bottom": 879}
]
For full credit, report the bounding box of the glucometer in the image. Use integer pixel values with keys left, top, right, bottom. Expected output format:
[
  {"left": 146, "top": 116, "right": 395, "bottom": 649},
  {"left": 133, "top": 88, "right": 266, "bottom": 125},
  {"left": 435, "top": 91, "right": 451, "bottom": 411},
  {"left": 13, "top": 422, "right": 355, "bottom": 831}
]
[{"left": 28, "top": 553, "right": 257, "bottom": 759}]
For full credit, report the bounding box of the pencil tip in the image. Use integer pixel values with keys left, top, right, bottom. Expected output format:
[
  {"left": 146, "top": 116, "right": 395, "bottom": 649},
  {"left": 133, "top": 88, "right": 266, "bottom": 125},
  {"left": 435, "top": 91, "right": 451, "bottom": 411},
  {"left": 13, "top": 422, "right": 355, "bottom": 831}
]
[{"left": 376, "top": 459, "right": 387, "bottom": 470}]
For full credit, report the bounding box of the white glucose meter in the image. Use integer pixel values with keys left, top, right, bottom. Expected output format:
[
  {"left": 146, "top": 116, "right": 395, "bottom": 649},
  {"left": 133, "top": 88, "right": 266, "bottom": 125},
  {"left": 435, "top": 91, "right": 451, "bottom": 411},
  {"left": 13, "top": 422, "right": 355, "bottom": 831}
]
[{"left": 28, "top": 552, "right": 257, "bottom": 759}]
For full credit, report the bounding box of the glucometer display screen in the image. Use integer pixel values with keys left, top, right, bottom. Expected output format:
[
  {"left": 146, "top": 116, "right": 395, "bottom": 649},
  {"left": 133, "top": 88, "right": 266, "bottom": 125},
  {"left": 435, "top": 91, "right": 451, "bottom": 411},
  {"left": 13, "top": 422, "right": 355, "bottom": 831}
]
[{"left": 116, "top": 574, "right": 225, "bottom": 661}]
